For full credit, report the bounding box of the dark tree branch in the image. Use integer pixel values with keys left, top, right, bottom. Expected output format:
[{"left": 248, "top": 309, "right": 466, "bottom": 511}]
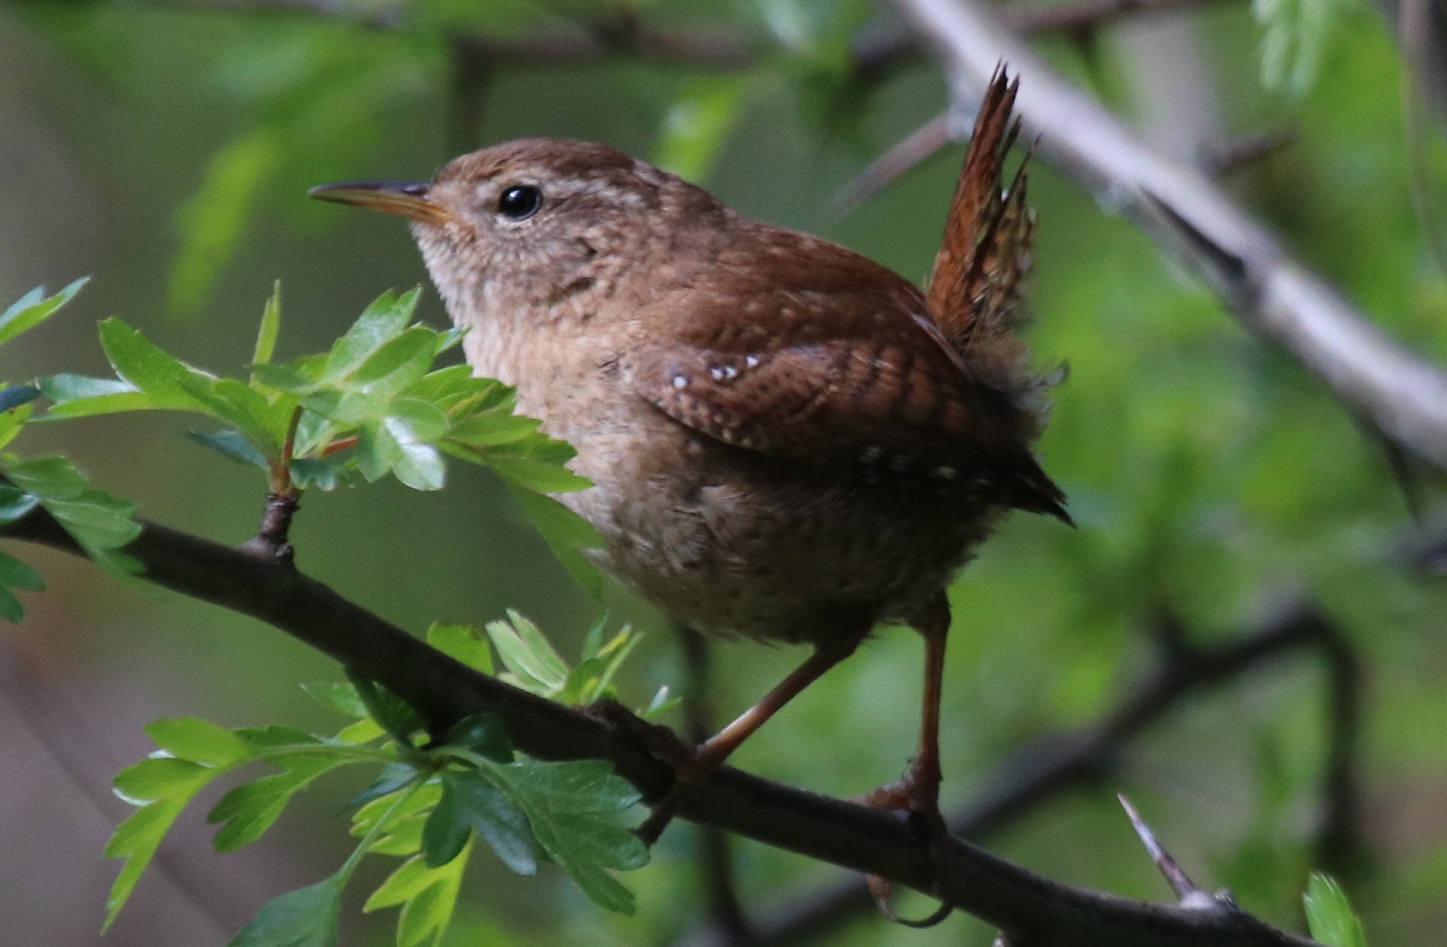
[
  {"left": 889, "top": 0, "right": 1447, "bottom": 471},
  {"left": 0, "top": 505, "right": 1322, "bottom": 947},
  {"left": 681, "top": 601, "right": 1361, "bottom": 947}
]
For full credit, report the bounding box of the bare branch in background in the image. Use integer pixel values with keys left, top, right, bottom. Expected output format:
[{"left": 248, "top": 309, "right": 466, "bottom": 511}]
[{"left": 889, "top": 0, "right": 1447, "bottom": 471}]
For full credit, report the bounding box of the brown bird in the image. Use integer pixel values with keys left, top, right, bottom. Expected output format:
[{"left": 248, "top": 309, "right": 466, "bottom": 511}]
[{"left": 312, "top": 70, "right": 1067, "bottom": 848}]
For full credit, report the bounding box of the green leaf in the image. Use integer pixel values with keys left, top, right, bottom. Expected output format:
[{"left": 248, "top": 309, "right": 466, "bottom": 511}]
[
  {"left": 253, "top": 282, "right": 282, "bottom": 372},
  {"left": 392, "top": 439, "right": 446, "bottom": 491},
  {"left": 324, "top": 289, "right": 420, "bottom": 381},
  {"left": 103, "top": 798, "right": 189, "bottom": 930},
  {"left": 228, "top": 872, "right": 343, "bottom": 947},
  {"left": 353, "top": 328, "right": 437, "bottom": 396},
  {"left": 441, "top": 715, "right": 512, "bottom": 763},
  {"left": 483, "top": 450, "right": 591, "bottom": 493},
  {"left": 0, "top": 551, "right": 44, "bottom": 593},
  {"left": 364, "top": 848, "right": 468, "bottom": 947},
  {"left": 146, "top": 716, "right": 256, "bottom": 767},
  {"left": 97, "top": 319, "right": 215, "bottom": 410},
  {"left": 0, "top": 277, "right": 88, "bottom": 348},
  {"left": 0, "top": 384, "right": 40, "bottom": 413},
  {"left": 302, "top": 681, "right": 368, "bottom": 719},
  {"left": 426, "top": 622, "right": 493, "bottom": 674},
  {"left": 478, "top": 758, "right": 646, "bottom": 913},
  {"left": 439, "top": 769, "right": 539, "bottom": 875},
  {"left": 209, "top": 756, "right": 338, "bottom": 852},
  {"left": 348, "top": 674, "right": 425, "bottom": 746},
  {"left": 0, "top": 584, "right": 22, "bottom": 624},
  {"left": 39, "top": 374, "right": 159, "bottom": 419},
  {"left": 188, "top": 429, "right": 270, "bottom": 468},
  {"left": 0, "top": 484, "right": 40, "bottom": 521},
  {"left": 7, "top": 455, "right": 88, "bottom": 499},
  {"left": 1304, "top": 874, "right": 1367, "bottom": 947},
  {"left": 1253, "top": 0, "right": 1356, "bottom": 97},
  {"left": 485, "top": 610, "right": 569, "bottom": 696},
  {"left": 113, "top": 756, "right": 212, "bottom": 803},
  {"left": 420, "top": 776, "right": 472, "bottom": 868}
]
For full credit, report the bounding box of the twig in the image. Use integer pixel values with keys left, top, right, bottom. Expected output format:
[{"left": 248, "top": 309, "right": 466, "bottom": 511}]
[
  {"left": 0, "top": 504, "right": 1323, "bottom": 947},
  {"left": 680, "top": 602, "right": 1358, "bottom": 947},
  {"left": 889, "top": 0, "right": 1447, "bottom": 470}
]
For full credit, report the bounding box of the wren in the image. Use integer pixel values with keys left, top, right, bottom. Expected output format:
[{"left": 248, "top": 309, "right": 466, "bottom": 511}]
[{"left": 312, "top": 72, "right": 1068, "bottom": 848}]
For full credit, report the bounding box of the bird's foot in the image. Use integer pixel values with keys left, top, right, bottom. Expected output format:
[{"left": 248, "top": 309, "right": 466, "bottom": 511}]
[{"left": 855, "top": 755, "right": 954, "bottom": 928}]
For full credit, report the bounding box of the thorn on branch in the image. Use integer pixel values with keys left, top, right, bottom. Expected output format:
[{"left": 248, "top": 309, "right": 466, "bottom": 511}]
[{"left": 1117, "top": 794, "right": 1236, "bottom": 913}]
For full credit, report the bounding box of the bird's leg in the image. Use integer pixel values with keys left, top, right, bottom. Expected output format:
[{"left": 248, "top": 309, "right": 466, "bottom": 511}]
[
  {"left": 859, "top": 594, "right": 950, "bottom": 822},
  {"left": 858, "top": 594, "right": 955, "bottom": 928},
  {"left": 635, "top": 623, "right": 869, "bottom": 845}
]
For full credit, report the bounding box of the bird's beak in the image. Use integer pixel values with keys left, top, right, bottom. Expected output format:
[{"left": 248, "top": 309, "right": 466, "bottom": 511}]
[{"left": 307, "top": 180, "right": 451, "bottom": 225}]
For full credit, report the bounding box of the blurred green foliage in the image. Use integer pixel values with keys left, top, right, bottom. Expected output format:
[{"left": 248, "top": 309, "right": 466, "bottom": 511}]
[{"left": 1, "top": 0, "right": 1445, "bottom": 945}]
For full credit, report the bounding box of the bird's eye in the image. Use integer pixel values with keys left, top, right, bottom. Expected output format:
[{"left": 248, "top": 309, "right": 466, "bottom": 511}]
[{"left": 496, "top": 184, "right": 543, "bottom": 221}]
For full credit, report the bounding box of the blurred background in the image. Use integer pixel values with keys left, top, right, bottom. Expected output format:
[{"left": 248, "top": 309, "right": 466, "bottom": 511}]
[{"left": 2, "top": 0, "right": 1446, "bottom": 944}]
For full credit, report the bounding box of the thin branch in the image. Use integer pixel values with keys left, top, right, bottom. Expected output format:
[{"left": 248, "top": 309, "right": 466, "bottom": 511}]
[
  {"left": 0, "top": 506, "right": 1322, "bottom": 947},
  {"left": 681, "top": 602, "right": 1360, "bottom": 947},
  {"left": 138, "top": 0, "right": 1244, "bottom": 75},
  {"left": 889, "top": 0, "right": 1447, "bottom": 470}
]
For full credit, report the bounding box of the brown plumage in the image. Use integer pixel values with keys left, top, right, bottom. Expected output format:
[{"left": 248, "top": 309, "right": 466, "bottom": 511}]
[{"left": 310, "top": 68, "right": 1067, "bottom": 859}]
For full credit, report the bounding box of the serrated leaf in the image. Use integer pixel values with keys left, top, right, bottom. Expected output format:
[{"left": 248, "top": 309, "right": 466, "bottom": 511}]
[
  {"left": 228, "top": 872, "right": 343, "bottom": 947},
  {"left": 208, "top": 757, "right": 337, "bottom": 852},
  {"left": 441, "top": 769, "right": 539, "bottom": 876},
  {"left": 0, "top": 277, "right": 87, "bottom": 348},
  {"left": 1304, "top": 874, "right": 1367, "bottom": 947},
  {"left": 478, "top": 758, "right": 645, "bottom": 913},
  {"left": 426, "top": 622, "right": 493, "bottom": 674},
  {"left": 146, "top": 716, "right": 256, "bottom": 767},
  {"left": 364, "top": 847, "right": 468, "bottom": 947},
  {"left": 485, "top": 611, "right": 569, "bottom": 695},
  {"left": 103, "top": 798, "right": 189, "bottom": 930}
]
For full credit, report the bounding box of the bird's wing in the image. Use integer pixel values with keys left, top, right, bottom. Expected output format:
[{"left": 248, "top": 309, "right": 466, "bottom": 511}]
[{"left": 625, "top": 253, "right": 1068, "bottom": 520}]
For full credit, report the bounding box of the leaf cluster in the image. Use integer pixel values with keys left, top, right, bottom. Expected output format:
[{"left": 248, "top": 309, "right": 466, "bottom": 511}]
[{"left": 106, "top": 614, "right": 655, "bottom": 947}]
